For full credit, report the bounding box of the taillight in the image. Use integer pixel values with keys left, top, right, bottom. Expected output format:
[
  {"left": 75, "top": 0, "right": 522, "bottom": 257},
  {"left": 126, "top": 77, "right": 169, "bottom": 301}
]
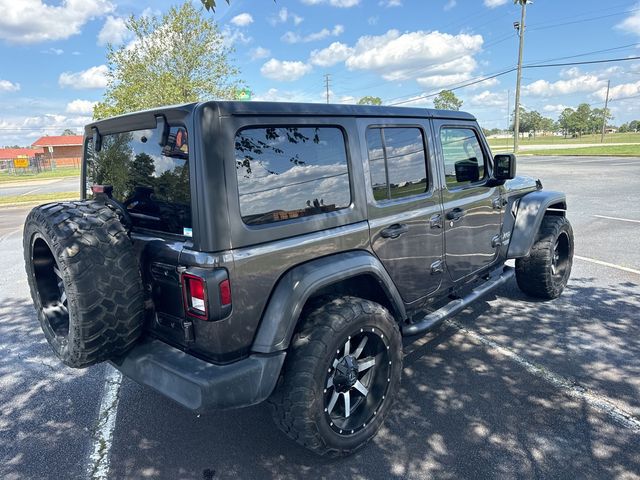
[
  {"left": 182, "top": 273, "right": 207, "bottom": 319},
  {"left": 181, "top": 271, "right": 232, "bottom": 321}
]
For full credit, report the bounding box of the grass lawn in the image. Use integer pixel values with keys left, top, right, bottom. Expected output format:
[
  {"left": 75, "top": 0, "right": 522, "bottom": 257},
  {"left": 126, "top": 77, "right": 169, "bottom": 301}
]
[
  {"left": 0, "top": 167, "right": 81, "bottom": 184},
  {"left": 487, "top": 132, "right": 640, "bottom": 148},
  {"left": 0, "top": 191, "right": 78, "bottom": 206},
  {"left": 522, "top": 145, "right": 640, "bottom": 156}
]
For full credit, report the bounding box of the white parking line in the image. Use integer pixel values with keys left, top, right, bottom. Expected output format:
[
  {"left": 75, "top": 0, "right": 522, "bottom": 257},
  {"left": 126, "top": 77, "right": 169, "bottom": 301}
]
[
  {"left": 593, "top": 214, "right": 640, "bottom": 224},
  {"left": 87, "top": 366, "right": 122, "bottom": 480},
  {"left": 447, "top": 319, "right": 640, "bottom": 433},
  {"left": 575, "top": 255, "right": 640, "bottom": 276}
]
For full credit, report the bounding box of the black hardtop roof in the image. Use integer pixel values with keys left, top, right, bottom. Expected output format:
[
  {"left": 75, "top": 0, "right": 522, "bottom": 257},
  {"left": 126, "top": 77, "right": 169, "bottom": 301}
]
[{"left": 85, "top": 100, "right": 476, "bottom": 134}]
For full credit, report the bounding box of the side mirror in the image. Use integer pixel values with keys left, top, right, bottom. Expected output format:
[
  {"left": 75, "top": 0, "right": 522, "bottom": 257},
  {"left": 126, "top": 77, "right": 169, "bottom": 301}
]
[{"left": 494, "top": 153, "right": 516, "bottom": 181}]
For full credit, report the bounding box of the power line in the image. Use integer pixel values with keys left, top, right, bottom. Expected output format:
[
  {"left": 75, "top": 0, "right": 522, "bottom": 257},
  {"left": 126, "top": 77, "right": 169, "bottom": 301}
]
[{"left": 386, "top": 55, "right": 640, "bottom": 107}]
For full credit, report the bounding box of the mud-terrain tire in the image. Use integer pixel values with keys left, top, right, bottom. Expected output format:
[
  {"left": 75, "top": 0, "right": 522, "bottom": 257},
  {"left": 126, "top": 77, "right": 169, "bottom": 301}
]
[
  {"left": 23, "top": 201, "right": 144, "bottom": 368},
  {"left": 268, "top": 296, "right": 403, "bottom": 457},
  {"left": 516, "top": 215, "right": 574, "bottom": 299}
]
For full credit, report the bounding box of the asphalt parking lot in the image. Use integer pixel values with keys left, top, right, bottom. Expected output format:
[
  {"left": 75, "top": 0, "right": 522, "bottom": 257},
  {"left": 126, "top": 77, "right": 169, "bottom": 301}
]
[{"left": 1, "top": 155, "right": 639, "bottom": 480}]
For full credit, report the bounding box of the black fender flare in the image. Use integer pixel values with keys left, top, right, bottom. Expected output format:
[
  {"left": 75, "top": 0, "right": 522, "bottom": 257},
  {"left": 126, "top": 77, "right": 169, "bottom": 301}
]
[
  {"left": 251, "top": 250, "right": 406, "bottom": 354},
  {"left": 507, "top": 190, "right": 567, "bottom": 258}
]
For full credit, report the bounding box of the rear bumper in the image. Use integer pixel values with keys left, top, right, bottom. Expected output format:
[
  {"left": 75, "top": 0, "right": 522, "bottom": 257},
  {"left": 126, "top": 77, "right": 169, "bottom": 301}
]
[{"left": 110, "top": 339, "right": 286, "bottom": 411}]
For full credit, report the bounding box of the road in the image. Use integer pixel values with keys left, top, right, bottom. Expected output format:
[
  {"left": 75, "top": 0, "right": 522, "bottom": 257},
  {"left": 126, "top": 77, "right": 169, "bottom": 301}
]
[
  {"left": 1, "top": 156, "right": 639, "bottom": 480},
  {"left": 0, "top": 177, "right": 80, "bottom": 197}
]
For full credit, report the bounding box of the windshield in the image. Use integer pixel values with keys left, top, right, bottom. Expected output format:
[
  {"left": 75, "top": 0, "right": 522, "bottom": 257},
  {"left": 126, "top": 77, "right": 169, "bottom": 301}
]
[{"left": 85, "top": 125, "right": 192, "bottom": 236}]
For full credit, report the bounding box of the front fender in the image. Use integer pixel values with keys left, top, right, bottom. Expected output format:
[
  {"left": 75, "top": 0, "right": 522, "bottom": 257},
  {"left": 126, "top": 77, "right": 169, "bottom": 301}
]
[
  {"left": 251, "top": 250, "right": 406, "bottom": 354},
  {"left": 507, "top": 190, "right": 567, "bottom": 258}
]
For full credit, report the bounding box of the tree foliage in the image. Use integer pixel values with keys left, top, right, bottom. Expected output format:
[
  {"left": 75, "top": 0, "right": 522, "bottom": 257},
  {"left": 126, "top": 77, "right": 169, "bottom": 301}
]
[
  {"left": 433, "top": 90, "right": 463, "bottom": 111},
  {"left": 94, "top": 3, "right": 243, "bottom": 119},
  {"left": 61, "top": 128, "right": 77, "bottom": 136},
  {"left": 556, "top": 104, "right": 613, "bottom": 137},
  {"left": 357, "top": 96, "right": 383, "bottom": 106}
]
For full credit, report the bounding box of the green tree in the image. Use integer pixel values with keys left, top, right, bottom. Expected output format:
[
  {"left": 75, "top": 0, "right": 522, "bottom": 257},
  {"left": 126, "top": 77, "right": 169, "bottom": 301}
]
[
  {"left": 558, "top": 108, "right": 575, "bottom": 137},
  {"left": 433, "top": 90, "right": 463, "bottom": 111},
  {"left": 61, "top": 128, "right": 77, "bottom": 136},
  {"left": 128, "top": 152, "right": 155, "bottom": 192},
  {"left": 357, "top": 96, "right": 382, "bottom": 106},
  {"left": 94, "top": 3, "right": 243, "bottom": 119},
  {"left": 629, "top": 120, "right": 640, "bottom": 132}
]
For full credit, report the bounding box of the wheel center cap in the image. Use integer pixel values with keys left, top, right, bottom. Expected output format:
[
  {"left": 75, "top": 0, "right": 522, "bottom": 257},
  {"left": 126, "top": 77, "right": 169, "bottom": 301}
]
[{"left": 333, "top": 355, "right": 358, "bottom": 392}]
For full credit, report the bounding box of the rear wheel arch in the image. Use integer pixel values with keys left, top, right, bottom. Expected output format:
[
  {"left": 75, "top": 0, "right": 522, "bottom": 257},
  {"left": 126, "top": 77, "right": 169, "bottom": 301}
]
[{"left": 251, "top": 251, "right": 406, "bottom": 355}]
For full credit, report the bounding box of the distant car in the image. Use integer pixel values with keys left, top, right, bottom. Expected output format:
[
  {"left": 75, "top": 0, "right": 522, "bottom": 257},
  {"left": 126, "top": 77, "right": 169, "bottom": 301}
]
[{"left": 23, "top": 102, "right": 573, "bottom": 456}]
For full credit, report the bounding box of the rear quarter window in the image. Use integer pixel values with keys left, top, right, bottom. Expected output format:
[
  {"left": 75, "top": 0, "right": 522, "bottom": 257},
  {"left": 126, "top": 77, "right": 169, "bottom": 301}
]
[{"left": 234, "top": 126, "right": 351, "bottom": 225}]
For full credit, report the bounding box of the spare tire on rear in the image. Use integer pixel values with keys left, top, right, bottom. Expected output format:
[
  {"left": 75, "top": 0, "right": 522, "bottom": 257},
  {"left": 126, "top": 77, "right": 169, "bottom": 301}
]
[{"left": 23, "top": 201, "right": 144, "bottom": 368}]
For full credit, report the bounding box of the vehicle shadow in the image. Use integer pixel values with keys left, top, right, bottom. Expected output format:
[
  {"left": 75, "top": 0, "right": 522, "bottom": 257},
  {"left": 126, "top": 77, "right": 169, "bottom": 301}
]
[
  {"left": 0, "top": 297, "right": 106, "bottom": 480},
  {"left": 105, "top": 275, "right": 640, "bottom": 479}
]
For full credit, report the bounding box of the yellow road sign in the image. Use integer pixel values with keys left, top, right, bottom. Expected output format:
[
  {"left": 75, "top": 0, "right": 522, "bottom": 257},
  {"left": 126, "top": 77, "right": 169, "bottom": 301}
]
[{"left": 13, "top": 156, "right": 29, "bottom": 168}]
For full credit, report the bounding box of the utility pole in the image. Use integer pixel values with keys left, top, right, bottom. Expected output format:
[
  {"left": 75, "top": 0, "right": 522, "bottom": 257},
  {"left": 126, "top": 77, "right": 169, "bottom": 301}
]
[
  {"left": 324, "top": 74, "right": 331, "bottom": 104},
  {"left": 513, "top": 0, "right": 529, "bottom": 153},
  {"left": 601, "top": 80, "right": 611, "bottom": 143},
  {"left": 507, "top": 89, "right": 511, "bottom": 149}
]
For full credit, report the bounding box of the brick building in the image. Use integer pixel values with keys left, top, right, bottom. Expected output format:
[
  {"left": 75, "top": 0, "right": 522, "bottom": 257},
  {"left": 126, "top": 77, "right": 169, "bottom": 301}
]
[{"left": 32, "top": 135, "right": 84, "bottom": 168}]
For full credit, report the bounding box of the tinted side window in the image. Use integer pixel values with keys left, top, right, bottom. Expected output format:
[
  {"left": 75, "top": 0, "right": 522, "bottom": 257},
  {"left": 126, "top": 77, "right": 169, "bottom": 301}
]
[
  {"left": 235, "top": 127, "right": 351, "bottom": 225},
  {"left": 365, "top": 127, "right": 427, "bottom": 201},
  {"left": 440, "top": 128, "right": 486, "bottom": 188}
]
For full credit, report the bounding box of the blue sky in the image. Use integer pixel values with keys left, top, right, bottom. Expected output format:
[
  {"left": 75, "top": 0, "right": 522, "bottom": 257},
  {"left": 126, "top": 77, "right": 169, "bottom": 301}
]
[{"left": 1, "top": 0, "right": 640, "bottom": 146}]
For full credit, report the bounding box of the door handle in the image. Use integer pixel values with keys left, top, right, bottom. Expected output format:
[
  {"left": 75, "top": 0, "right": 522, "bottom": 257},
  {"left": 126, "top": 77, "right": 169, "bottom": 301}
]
[
  {"left": 446, "top": 208, "right": 465, "bottom": 222},
  {"left": 380, "top": 223, "right": 409, "bottom": 239}
]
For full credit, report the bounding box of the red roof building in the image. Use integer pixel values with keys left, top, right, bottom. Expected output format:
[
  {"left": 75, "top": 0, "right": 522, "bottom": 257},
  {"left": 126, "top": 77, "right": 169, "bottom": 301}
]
[
  {"left": 32, "top": 135, "right": 84, "bottom": 168},
  {"left": 0, "top": 147, "right": 44, "bottom": 161}
]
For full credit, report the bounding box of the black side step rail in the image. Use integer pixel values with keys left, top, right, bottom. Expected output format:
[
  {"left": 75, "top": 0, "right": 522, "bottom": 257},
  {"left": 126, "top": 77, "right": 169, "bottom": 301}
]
[{"left": 402, "top": 267, "right": 515, "bottom": 336}]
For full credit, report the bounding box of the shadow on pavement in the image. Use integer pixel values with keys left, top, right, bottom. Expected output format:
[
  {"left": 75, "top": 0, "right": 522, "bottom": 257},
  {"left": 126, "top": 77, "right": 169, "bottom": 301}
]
[
  {"left": 0, "top": 297, "right": 105, "bottom": 480},
  {"left": 106, "top": 276, "right": 640, "bottom": 480}
]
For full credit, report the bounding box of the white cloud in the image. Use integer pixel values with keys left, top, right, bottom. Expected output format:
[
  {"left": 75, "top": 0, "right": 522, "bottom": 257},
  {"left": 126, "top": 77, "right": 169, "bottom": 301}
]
[
  {"left": 260, "top": 59, "right": 313, "bottom": 82},
  {"left": 616, "top": 7, "right": 640, "bottom": 35},
  {"left": 41, "top": 48, "right": 64, "bottom": 55},
  {"left": 309, "top": 42, "right": 354, "bottom": 67},
  {"left": 444, "top": 0, "right": 456, "bottom": 10},
  {"left": 253, "top": 88, "right": 313, "bottom": 102},
  {"left": 523, "top": 75, "right": 607, "bottom": 97},
  {"left": 269, "top": 7, "right": 303, "bottom": 25},
  {"left": 484, "top": 0, "right": 508, "bottom": 7},
  {"left": 594, "top": 81, "right": 640, "bottom": 101},
  {"left": 301, "top": 0, "right": 360, "bottom": 7},
  {"left": 0, "top": 0, "right": 114, "bottom": 44},
  {"left": 59, "top": 65, "right": 109, "bottom": 90},
  {"left": 230, "top": 13, "right": 254, "bottom": 27},
  {"left": 345, "top": 30, "right": 484, "bottom": 84},
  {"left": 379, "top": 0, "right": 402, "bottom": 6},
  {"left": 250, "top": 46, "right": 271, "bottom": 60},
  {"left": 0, "top": 113, "right": 92, "bottom": 146},
  {"left": 468, "top": 90, "right": 506, "bottom": 107},
  {"left": 222, "top": 26, "right": 252, "bottom": 45},
  {"left": 66, "top": 99, "right": 97, "bottom": 115},
  {"left": 0, "top": 79, "right": 20, "bottom": 92},
  {"left": 543, "top": 104, "right": 571, "bottom": 114},
  {"left": 282, "top": 25, "right": 344, "bottom": 44},
  {"left": 97, "top": 16, "right": 130, "bottom": 46}
]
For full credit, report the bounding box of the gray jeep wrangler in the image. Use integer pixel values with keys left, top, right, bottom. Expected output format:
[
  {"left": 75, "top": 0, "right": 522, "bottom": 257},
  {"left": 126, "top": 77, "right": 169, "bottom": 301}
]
[{"left": 23, "top": 102, "right": 573, "bottom": 456}]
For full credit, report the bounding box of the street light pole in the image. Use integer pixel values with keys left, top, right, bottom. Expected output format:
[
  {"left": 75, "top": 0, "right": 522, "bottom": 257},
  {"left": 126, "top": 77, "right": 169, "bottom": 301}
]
[{"left": 513, "top": 0, "right": 529, "bottom": 153}]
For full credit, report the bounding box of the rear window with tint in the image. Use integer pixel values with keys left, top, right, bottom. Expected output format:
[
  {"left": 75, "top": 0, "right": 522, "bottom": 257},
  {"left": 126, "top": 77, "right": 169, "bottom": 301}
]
[
  {"left": 85, "top": 125, "right": 191, "bottom": 235},
  {"left": 235, "top": 126, "right": 351, "bottom": 225}
]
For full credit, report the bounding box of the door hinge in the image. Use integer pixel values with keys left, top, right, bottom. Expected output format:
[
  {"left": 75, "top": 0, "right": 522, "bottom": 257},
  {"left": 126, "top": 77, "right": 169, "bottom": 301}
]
[
  {"left": 429, "top": 214, "right": 442, "bottom": 229},
  {"left": 430, "top": 259, "right": 445, "bottom": 274}
]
